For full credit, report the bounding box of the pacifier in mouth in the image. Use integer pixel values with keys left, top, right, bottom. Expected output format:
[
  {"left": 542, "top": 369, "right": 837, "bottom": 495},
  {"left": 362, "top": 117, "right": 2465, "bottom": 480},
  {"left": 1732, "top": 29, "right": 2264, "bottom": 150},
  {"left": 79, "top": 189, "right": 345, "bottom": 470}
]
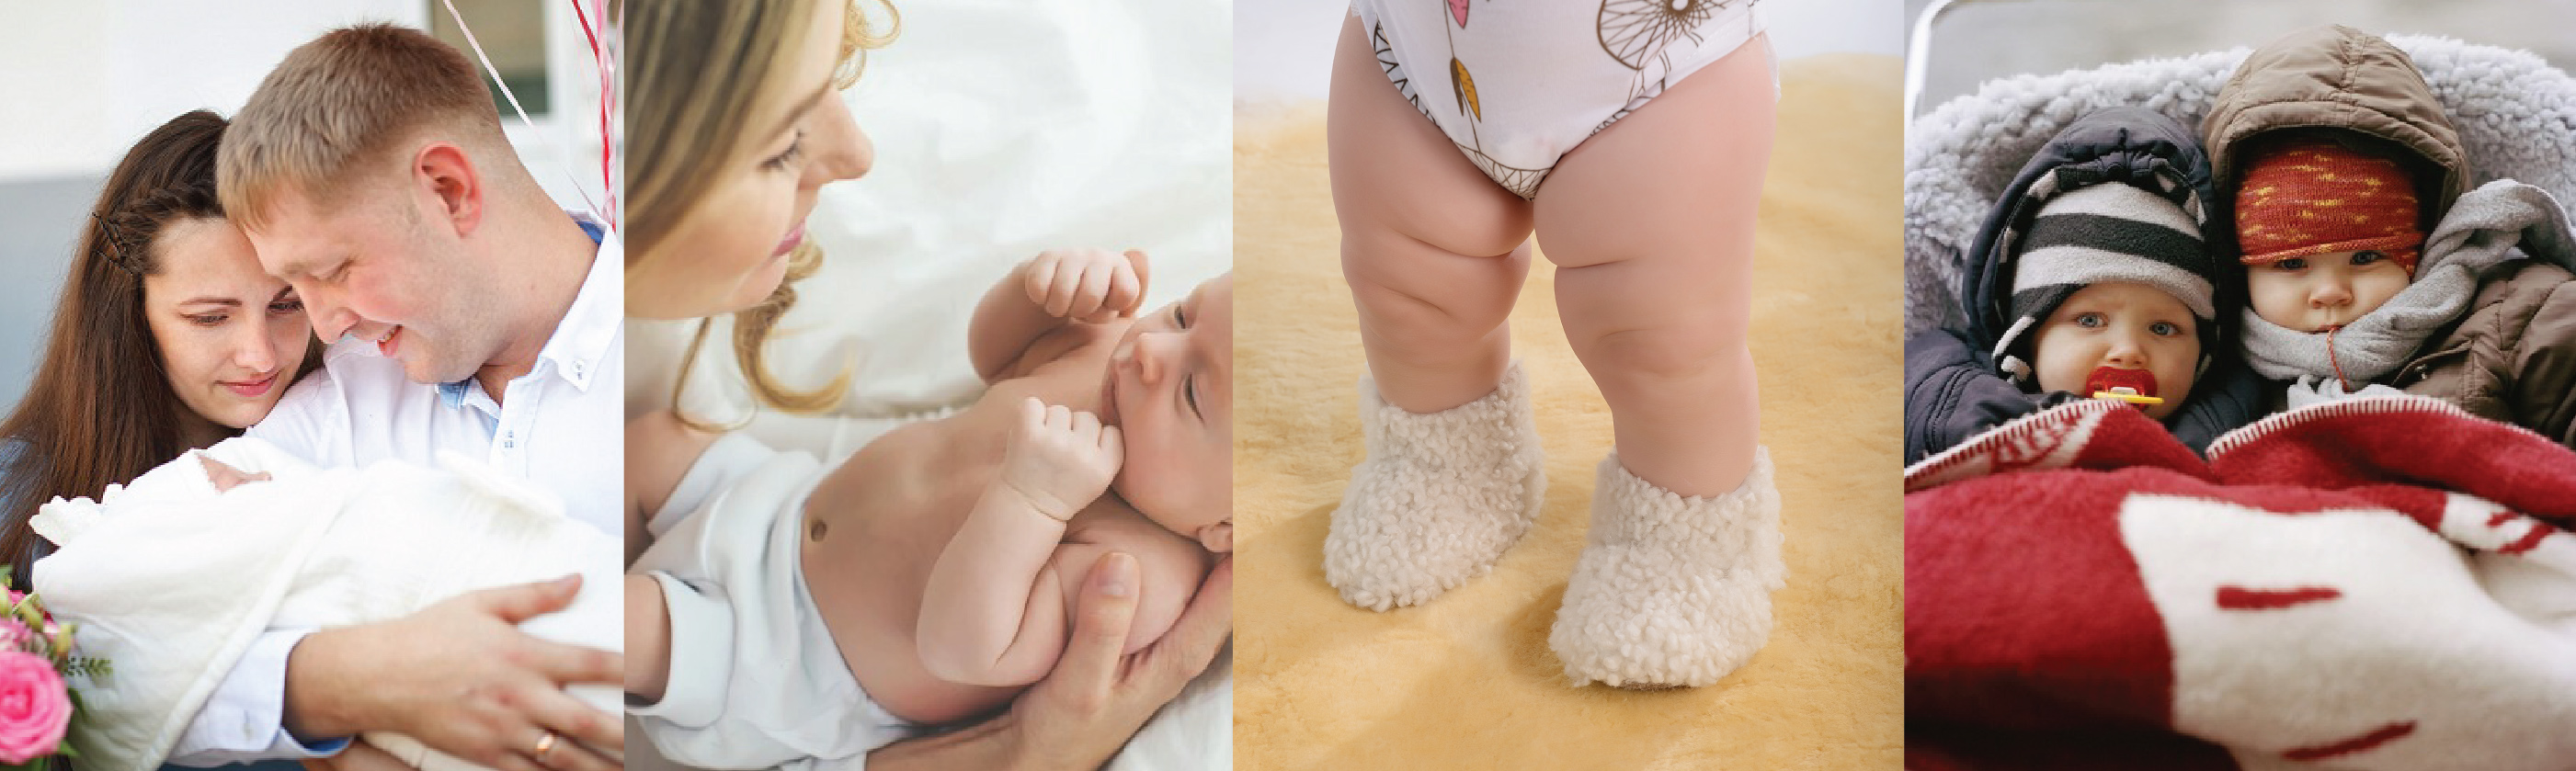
[{"left": 2086, "top": 367, "right": 2162, "bottom": 407}]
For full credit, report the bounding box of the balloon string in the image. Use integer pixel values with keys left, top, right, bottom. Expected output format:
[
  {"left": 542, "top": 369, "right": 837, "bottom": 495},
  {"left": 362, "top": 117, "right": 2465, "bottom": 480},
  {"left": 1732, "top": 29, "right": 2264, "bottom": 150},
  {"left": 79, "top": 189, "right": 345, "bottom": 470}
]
[{"left": 439, "top": 0, "right": 609, "bottom": 223}]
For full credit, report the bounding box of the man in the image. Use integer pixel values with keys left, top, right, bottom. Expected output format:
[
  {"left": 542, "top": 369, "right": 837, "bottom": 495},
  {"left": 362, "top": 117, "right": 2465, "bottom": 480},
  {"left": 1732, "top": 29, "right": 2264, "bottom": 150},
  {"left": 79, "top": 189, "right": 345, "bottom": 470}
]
[{"left": 185, "top": 24, "right": 622, "bottom": 771}]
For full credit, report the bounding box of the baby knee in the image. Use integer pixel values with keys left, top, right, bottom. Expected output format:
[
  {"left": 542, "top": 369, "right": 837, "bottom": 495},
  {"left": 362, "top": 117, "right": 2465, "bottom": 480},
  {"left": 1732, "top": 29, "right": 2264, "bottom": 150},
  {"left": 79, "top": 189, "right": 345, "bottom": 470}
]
[
  {"left": 1350, "top": 278, "right": 1516, "bottom": 346},
  {"left": 1577, "top": 321, "right": 1748, "bottom": 383}
]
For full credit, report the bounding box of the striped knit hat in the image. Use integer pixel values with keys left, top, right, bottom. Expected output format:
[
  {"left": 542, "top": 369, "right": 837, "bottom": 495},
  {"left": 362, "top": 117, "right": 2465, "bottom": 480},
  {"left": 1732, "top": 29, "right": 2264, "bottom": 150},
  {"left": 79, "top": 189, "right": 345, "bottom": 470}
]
[
  {"left": 1994, "top": 180, "right": 2217, "bottom": 368},
  {"left": 2235, "top": 136, "right": 2425, "bottom": 274}
]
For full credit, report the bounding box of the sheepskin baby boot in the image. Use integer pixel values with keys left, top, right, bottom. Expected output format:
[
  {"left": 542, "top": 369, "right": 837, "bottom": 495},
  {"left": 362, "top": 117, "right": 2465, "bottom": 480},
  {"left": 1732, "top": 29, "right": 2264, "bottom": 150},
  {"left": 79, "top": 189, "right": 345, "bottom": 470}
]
[
  {"left": 1324, "top": 362, "right": 1547, "bottom": 611},
  {"left": 1549, "top": 448, "right": 1784, "bottom": 688}
]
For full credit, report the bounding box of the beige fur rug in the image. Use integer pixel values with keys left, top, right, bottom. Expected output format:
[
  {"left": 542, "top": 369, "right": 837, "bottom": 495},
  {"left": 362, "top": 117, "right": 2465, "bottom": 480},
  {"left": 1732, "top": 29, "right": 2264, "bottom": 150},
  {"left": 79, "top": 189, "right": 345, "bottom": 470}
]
[{"left": 1231, "top": 53, "right": 1904, "bottom": 769}]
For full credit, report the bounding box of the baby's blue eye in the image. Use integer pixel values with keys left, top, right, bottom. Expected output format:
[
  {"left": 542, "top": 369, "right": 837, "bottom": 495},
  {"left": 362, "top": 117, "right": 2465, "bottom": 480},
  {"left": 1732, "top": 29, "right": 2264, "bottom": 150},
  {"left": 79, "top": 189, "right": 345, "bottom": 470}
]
[
  {"left": 2351, "top": 250, "right": 2386, "bottom": 266},
  {"left": 2274, "top": 257, "right": 2309, "bottom": 270},
  {"left": 2075, "top": 312, "right": 2105, "bottom": 328},
  {"left": 2150, "top": 321, "right": 2181, "bottom": 336}
]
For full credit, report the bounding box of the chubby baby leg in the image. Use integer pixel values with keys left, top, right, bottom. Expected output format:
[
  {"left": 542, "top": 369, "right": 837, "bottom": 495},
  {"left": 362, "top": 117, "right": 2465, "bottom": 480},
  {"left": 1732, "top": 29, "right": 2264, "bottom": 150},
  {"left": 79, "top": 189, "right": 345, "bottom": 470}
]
[
  {"left": 1535, "top": 33, "right": 1776, "bottom": 498},
  {"left": 1537, "top": 34, "right": 1785, "bottom": 689},
  {"left": 1323, "top": 14, "right": 1552, "bottom": 610},
  {"left": 1328, "top": 14, "right": 1533, "bottom": 414}
]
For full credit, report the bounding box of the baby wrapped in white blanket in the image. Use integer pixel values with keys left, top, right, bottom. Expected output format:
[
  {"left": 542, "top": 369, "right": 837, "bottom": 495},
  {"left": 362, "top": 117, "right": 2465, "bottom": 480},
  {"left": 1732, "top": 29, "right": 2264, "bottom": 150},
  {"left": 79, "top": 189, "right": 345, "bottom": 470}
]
[{"left": 26, "top": 437, "right": 621, "bottom": 771}]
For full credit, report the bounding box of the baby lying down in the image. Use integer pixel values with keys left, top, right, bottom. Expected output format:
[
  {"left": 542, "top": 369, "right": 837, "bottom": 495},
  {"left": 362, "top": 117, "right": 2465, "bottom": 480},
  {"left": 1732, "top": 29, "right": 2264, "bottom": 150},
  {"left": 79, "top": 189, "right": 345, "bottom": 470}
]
[
  {"left": 626, "top": 251, "right": 1230, "bottom": 768},
  {"left": 29, "top": 438, "right": 621, "bottom": 771}
]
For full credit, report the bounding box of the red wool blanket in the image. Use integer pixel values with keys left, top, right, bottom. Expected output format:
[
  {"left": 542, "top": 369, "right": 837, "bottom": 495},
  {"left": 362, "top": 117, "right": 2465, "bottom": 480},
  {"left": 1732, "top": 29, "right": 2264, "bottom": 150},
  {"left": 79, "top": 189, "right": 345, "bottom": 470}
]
[{"left": 1903, "top": 396, "right": 2576, "bottom": 771}]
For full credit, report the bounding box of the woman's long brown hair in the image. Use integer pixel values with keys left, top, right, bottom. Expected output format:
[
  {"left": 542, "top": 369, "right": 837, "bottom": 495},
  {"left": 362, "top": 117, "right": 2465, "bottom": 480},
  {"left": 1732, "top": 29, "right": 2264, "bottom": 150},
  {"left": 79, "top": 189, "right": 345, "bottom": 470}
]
[{"left": 0, "top": 110, "right": 319, "bottom": 583}]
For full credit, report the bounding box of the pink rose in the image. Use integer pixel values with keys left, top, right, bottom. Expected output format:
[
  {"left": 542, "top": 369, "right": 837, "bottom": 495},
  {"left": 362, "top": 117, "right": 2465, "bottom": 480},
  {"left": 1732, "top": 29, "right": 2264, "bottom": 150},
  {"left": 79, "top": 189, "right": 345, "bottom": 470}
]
[{"left": 0, "top": 651, "right": 68, "bottom": 764}]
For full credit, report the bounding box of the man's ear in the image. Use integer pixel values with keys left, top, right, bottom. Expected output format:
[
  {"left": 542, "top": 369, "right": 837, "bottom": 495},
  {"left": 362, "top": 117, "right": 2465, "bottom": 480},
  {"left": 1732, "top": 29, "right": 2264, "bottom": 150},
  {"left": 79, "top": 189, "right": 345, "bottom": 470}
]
[{"left": 411, "top": 142, "right": 484, "bottom": 238}]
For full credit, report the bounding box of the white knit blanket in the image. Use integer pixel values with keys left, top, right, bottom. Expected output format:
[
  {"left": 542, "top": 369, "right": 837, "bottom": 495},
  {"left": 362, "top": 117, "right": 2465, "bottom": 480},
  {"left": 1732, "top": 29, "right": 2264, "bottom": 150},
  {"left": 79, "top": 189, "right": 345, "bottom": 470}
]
[
  {"left": 28, "top": 438, "right": 621, "bottom": 771},
  {"left": 1907, "top": 35, "right": 2576, "bottom": 334}
]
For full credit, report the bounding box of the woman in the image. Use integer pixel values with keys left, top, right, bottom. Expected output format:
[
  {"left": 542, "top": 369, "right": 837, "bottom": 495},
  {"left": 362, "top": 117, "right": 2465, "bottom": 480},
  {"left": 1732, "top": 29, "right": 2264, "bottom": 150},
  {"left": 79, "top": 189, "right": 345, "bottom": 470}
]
[
  {"left": 0, "top": 109, "right": 319, "bottom": 588},
  {"left": 621, "top": 2, "right": 1230, "bottom": 768}
]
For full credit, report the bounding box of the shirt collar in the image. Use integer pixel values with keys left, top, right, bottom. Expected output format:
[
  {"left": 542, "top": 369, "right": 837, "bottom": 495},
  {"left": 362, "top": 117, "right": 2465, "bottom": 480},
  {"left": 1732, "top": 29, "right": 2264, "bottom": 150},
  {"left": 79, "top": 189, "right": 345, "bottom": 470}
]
[
  {"left": 530, "top": 212, "right": 621, "bottom": 392},
  {"left": 434, "top": 212, "right": 618, "bottom": 400}
]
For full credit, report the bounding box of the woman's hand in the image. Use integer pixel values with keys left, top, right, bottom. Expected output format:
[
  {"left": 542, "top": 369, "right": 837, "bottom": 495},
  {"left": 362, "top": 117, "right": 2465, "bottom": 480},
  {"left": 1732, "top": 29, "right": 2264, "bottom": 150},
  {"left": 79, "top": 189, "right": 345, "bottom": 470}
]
[
  {"left": 1009, "top": 551, "right": 1234, "bottom": 769},
  {"left": 869, "top": 552, "right": 1231, "bottom": 771},
  {"left": 285, "top": 575, "right": 624, "bottom": 771},
  {"left": 1022, "top": 248, "right": 1152, "bottom": 323}
]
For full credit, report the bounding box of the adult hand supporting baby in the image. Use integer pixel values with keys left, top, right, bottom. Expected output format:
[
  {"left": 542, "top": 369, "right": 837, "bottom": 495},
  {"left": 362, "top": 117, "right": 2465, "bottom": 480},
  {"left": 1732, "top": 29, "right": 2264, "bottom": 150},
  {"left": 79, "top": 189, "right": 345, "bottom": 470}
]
[
  {"left": 284, "top": 575, "right": 624, "bottom": 771},
  {"left": 1014, "top": 550, "right": 1235, "bottom": 769},
  {"left": 872, "top": 551, "right": 1234, "bottom": 771}
]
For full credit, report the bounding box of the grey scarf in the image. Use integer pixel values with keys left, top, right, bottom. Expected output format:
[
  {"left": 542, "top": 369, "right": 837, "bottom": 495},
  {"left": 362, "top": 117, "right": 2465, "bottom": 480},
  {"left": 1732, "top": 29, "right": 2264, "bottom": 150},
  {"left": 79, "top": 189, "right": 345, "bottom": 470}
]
[{"left": 2241, "top": 180, "right": 2576, "bottom": 384}]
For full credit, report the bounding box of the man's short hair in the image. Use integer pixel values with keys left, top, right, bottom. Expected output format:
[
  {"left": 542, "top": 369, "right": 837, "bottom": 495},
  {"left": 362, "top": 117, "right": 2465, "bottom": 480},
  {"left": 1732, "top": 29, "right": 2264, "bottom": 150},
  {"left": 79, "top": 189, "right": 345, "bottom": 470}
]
[{"left": 217, "top": 23, "right": 507, "bottom": 232}]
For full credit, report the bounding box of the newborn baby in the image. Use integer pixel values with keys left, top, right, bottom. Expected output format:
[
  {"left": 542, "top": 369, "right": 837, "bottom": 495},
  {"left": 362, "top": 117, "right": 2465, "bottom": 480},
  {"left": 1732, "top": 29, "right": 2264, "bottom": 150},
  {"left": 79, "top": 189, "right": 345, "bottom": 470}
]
[
  {"left": 31, "top": 438, "right": 621, "bottom": 771},
  {"left": 626, "top": 251, "right": 1229, "bottom": 768}
]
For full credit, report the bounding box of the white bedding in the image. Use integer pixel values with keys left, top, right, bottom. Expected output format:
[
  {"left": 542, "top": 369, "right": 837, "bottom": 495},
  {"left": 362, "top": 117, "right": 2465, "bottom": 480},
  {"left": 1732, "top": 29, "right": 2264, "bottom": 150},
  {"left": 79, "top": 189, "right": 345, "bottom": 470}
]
[{"left": 622, "top": 0, "right": 1232, "bottom": 767}]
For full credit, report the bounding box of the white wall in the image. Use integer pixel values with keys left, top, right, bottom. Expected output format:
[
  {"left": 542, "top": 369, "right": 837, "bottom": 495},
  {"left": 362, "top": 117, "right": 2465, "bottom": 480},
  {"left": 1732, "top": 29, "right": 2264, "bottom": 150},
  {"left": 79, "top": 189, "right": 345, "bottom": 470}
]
[
  {"left": 0, "top": 0, "right": 611, "bottom": 409},
  {"left": 0, "top": 0, "right": 608, "bottom": 208}
]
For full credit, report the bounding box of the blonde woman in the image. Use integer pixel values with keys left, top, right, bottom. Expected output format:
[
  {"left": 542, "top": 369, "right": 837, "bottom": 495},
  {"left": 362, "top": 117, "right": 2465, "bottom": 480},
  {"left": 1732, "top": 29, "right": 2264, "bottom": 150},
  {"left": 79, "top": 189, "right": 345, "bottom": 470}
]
[{"left": 620, "top": 2, "right": 1232, "bottom": 768}]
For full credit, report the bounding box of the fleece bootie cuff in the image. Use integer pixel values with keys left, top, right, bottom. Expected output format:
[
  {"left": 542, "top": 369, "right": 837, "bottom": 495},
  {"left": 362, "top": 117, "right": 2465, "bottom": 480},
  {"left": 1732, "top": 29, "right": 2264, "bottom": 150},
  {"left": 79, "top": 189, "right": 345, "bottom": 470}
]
[
  {"left": 1324, "top": 362, "right": 1548, "bottom": 611},
  {"left": 1549, "top": 447, "right": 1785, "bottom": 688}
]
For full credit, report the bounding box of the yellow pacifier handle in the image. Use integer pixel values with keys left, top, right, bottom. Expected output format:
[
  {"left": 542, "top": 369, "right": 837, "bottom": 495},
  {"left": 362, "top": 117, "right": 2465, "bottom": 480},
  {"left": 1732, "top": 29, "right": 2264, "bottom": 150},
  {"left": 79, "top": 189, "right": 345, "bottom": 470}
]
[{"left": 2092, "top": 388, "right": 2164, "bottom": 405}]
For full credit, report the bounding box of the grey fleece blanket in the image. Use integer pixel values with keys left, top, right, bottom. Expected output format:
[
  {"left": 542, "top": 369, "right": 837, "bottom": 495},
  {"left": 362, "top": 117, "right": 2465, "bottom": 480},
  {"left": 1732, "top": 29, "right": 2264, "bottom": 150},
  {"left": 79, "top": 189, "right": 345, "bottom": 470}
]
[{"left": 1908, "top": 36, "right": 2576, "bottom": 335}]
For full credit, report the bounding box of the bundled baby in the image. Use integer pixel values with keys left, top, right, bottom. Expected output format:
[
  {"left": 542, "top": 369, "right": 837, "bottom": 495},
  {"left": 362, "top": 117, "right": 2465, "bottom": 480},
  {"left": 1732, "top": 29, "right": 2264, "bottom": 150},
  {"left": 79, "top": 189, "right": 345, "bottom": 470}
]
[
  {"left": 30, "top": 439, "right": 621, "bottom": 771},
  {"left": 1903, "top": 107, "right": 2261, "bottom": 463},
  {"left": 2000, "top": 182, "right": 2221, "bottom": 428},
  {"left": 2205, "top": 25, "right": 2576, "bottom": 442},
  {"left": 625, "top": 250, "right": 1229, "bottom": 768}
]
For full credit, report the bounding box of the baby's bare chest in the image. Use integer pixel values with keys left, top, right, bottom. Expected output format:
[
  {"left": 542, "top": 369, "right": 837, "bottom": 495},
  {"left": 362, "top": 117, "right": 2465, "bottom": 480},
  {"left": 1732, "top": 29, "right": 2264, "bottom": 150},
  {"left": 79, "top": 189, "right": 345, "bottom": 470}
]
[{"left": 799, "top": 372, "right": 1138, "bottom": 584}]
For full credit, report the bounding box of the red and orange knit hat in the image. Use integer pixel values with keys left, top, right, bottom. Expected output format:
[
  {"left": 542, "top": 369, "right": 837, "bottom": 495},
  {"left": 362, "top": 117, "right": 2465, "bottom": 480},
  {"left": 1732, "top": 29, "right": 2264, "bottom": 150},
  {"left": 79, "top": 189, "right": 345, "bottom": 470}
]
[{"left": 2234, "top": 136, "right": 2425, "bottom": 274}]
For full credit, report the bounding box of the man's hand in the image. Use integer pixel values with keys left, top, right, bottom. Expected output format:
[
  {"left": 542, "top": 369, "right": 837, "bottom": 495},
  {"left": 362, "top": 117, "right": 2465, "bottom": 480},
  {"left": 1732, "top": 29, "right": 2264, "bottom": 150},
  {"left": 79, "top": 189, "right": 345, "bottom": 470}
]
[
  {"left": 1022, "top": 248, "right": 1151, "bottom": 323},
  {"left": 286, "top": 575, "right": 624, "bottom": 771}
]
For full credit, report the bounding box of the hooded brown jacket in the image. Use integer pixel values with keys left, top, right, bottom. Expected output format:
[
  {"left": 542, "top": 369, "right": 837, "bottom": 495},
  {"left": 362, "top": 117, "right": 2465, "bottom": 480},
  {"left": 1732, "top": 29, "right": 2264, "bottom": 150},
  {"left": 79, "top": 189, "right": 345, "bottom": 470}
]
[
  {"left": 2202, "top": 25, "right": 2468, "bottom": 229},
  {"left": 2206, "top": 24, "right": 2576, "bottom": 447}
]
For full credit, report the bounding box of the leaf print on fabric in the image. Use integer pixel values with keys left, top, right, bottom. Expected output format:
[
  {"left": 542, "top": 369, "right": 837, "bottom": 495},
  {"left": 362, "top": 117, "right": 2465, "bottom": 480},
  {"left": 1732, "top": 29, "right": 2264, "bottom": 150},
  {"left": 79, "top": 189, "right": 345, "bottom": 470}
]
[{"left": 1452, "top": 57, "right": 1482, "bottom": 121}]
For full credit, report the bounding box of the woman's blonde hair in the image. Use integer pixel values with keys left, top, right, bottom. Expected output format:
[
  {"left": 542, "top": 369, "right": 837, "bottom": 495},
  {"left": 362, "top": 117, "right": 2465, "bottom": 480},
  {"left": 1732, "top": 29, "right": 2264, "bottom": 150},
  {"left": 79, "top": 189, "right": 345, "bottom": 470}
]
[{"left": 626, "top": 0, "right": 897, "bottom": 428}]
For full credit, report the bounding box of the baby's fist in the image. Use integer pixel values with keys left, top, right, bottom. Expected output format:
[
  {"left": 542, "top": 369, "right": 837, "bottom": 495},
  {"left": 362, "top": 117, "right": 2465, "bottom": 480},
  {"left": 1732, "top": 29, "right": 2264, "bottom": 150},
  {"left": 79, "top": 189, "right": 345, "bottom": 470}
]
[
  {"left": 998, "top": 397, "right": 1125, "bottom": 521},
  {"left": 1022, "top": 248, "right": 1150, "bottom": 323}
]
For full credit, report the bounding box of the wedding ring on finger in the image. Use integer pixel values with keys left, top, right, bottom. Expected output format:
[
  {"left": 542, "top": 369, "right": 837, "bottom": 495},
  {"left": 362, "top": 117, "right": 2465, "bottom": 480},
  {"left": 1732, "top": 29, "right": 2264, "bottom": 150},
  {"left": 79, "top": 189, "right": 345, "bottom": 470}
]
[{"left": 531, "top": 731, "right": 559, "bottom": 764}]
